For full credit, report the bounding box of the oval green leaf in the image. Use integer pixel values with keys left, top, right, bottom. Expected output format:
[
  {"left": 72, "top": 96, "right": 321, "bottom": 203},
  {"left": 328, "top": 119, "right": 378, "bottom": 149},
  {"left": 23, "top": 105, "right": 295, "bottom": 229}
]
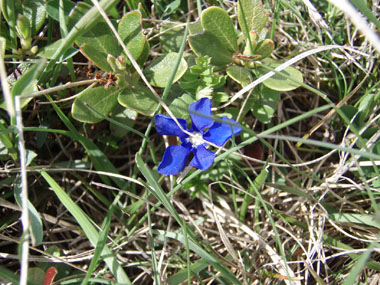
[
  {"left": 258, "top": 63, "right": 303, "bottom": 91},
  {"left": 254, "top": 39, "right": 274, "bottom": 59},
  {"left": 72, "top": 86, "right": 119, "bottom": 123},
  {"left": 144, "top": 52, "right": 187, "bottom": 87},
  {"left": 118, "top": 85, "right": 158, "bottom": 116},
  {"left": 252, "top": 87, "right": 280, "bottom": 124},
  {"left": 188, "top": 7, "right": 237, "bottom": 66},
  {"left": 170, "top": 93, "right": 195, "bottom": 121},
  {"left": 69, "top": 3, "right": 118, "bottom": 71},
  {"left": 46, "top": 0, "right": 75, "bottom": 22},
  {"left": 38, "top": 38, "right": 78, "bottom": 61},
  {"left": 118, "top": 10, "right": 147, "bottom": 61},
  {"left": 160, "top": 22, "right": 185, "bottom": 52},
  {"left": 238, "top": 0, "right": 268, "bottom": 37},
  {"left": 28, "top": 267, "right": 45, "bottom": 284},
  {"left": 110, "top": 104, "right": 137, "bottom": 138},
  {"left": 201, "top": 7, "right": 237, "bottom": 52},
  {"left": 22, "top": 0, "right": 46, "bottom": 35},
  {"left": 226, "top": 65, "right": 252, "bottom": 86}
]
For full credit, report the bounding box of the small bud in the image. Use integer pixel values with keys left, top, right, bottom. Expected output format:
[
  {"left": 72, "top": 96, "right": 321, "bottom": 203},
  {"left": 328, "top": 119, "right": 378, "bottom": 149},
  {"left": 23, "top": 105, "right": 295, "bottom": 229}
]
[
  {"left": 16, "top": 15, "right": 31, "bottom": 40},
  {"left": 30, "top": 45, "right": 38, "bottom": 54},
  {"left": 254, "top": 39, "right": 274, "bottom": 60},
  {"left": 248, "top": 30, "right": 256, "bottom": 41},
  {"left": 20, "top": 37, "right": 32, "bottom": 50},
  {"left": 116, "top": 56, "right": 126, "bottom": 70},
  {"left": 106, "top": 54, "right": 118, "bottom": 71}
]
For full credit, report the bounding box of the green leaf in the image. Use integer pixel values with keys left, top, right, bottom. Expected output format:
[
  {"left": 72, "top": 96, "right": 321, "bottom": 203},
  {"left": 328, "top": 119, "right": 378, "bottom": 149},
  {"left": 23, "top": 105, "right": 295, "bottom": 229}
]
[
  {"left": 46, "top": 0, "right": 76, "bottom": 22},
  {"left": 160, "top": 22, "right": 185, "bottom": 52},
  {"left": 0, "top": 266, "right": 20, "bottom": 284},
  {"left": 0, "top": 119, "right": 17, "bottom": 160},
  {"left": 40, "top": 171, "right": 131, "bottom": 284},
  {"left": 188, "top": 7, "right": 237, "bottom": 66},
  {"left": 169, "top": 93, "right": 195, "bottom": 121},
  {"left": 254, "top": 39, "right": 274, "bottom": 59},
  {"left": 3, "top": 60, "right": 44, "bottom": 110},
  {"left": 213, "top": 92, "right": 229, "bottom": 102},
  {"left": 80, "top": 42, "right": 115, "bottom": 71},
  {"left": 330, "top": 212, "right": 380, "bottom": 230},
  {"left": 258, "top": 62, "right": 303, "bottom": 91},
  {"left": 38, "top": 39, "right": 79, "bottom": 61},
  {"left": 238, "top": 0, "right": 268, "bottom": 36},
  {"left": 28, "top": 267, "right": 45, "bottom": 285},
  {"left": 252, "top": 87, "right": 280, "bottom": 124},
  {"left": 240, "top": 166, "right": 268, "bottom": 222},
  {"left": 161, "top": 0, "right": 181, "bottom": 17},
  {"left": 196, "top": 86, "right": 213, "bottom": 100},
  {"left": 69, "top": 3, "right": 119, "bottom": 71},
  {"left": 71, "top": 86, "right": 119, "bottom": 123},
  {"left": 189, "top": 21, "right": 203, "bottom": 34},
  {"left": 66, "top": 2, "right": 91, "bottom": 30},
  {"left": 118, "top": 85, "right": 158, "bottom": 116},
  {"left": 118, "top": 10, "right": 147, "bottom": 61},
  {"left": 14, "top": 177, "right": 43, "bottom": 246},
  {"left": 0, "top": 0, "right": 17, "bottom": 48},
  {"left": 16, "top": 15, "right": 31, "bottom": 40},
  {"left": 11, "top": 61, "right": 44, "bottom": 97},
  {"left": 153, "top": 230, "right": 241, "bottom": 284},
  {"left": 1, "top": 24, "right": 16, "bottom": 50},
  {"left": 167, "top": 258, "right": 209, "bottom": 285},
  {"left": 226, "top": 65, "right": 252, "bottom": 86},
  {"left": 201, "top": 7, "right": 237, "bottom": 52},
  {"left": 110, "top": 104, "right": 137, "bottom": 138},
  {"left": 189, "top": 31, "right": 235, "bottom": 66},
  {"left": 50, "top": 95, "right": 128, "bottom": 189},
  {"left": 22, "top": 0, "right": 46, "bottom": 35},
  {"left": 342, "top": 243, "right": 376, "bottom": 285},
  {"left": 137, "top": 36, "right": 150, "bottom": 65},
  {"left": 144, "top": 52, "right": 187, "bottom": 87},
  {"left": 42, "top": 0, "right": 119, "bottom": 83}
]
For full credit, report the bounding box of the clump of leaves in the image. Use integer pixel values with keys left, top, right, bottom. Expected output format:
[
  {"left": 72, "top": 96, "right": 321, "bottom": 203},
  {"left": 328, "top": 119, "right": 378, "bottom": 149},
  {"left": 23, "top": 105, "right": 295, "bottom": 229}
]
[
  {"left": 186, "top": 1, "right": 304, "bottom": 124},
  {"left": 1, "top": 0, "right": 45, "bottom": 55},
  {"left": 38, "top": 3, "right": 188, "bottom": 125},
  {"left": 180, "top": 56, "right": 226, "bottom": 101}
]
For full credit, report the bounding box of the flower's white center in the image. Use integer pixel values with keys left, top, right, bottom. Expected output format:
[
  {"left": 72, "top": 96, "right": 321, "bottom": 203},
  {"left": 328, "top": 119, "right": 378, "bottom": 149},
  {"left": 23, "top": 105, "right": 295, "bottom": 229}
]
[{"left": 188, "top": 132, "right": 204, "bottom": 147}]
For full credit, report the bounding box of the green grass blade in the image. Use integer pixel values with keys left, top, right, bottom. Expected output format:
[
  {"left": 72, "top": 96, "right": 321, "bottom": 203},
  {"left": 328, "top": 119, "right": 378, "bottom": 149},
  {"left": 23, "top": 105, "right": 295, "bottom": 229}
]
[
  {"left": 342, "top": 243, "right": 376, "bottom": 285},
  {"left": 135, "top": 154, "right": 241, "bottom": 284},
  {"left": 239, "top": 166, "right": 268, "bottom": 221},
  {"left": 135, "top": 153, "right": 188, "bottom": 283},
  {"left": 0, "top": 265, "right": 21, "bottom": 284},
  {"left": 82, "top": 193, "right": 122, "bottom": 285},
  {"left": 48, "top": 95, "right": 126, "bottom": 189},
  {"left": 0, "top": 120, "right": 17, "bottom": 160},
  {"left": 40, "top": 171, "right": 131, "bottom": 284},
  {"left": 154, "top": 229, "right": 241, "bottom": 285},
  {"left": 14, "top": 176, "right": 43, "bottom": 246},
  {"left": 41, "top": 0, "right": 118, "bottom": 82},
  {"left": 167, "top": 258, "right": 209, "bottom": 285},
  {"left": 349, "top": 0, "right": 380, "bottom": 31}
]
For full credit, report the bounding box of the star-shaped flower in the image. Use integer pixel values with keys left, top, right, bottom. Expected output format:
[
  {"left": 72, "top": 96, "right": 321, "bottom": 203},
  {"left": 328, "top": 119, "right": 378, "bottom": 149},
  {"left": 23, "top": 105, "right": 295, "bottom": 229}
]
[{"left": 155, "top": 98, "right": 242, "bottom": 175}]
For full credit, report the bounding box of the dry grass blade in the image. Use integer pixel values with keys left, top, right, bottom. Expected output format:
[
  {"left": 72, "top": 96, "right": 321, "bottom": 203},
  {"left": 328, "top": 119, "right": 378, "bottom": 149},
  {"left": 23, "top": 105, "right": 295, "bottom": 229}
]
[{"left": 200, "top": 195, "right": 302, "bottom": 285}]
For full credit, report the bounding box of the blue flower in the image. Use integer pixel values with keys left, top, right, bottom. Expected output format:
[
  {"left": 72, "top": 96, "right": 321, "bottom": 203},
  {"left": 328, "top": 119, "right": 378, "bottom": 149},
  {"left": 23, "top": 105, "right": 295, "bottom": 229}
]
[{"left": 155, "top": 98, "right": 242, "bottom": 175}]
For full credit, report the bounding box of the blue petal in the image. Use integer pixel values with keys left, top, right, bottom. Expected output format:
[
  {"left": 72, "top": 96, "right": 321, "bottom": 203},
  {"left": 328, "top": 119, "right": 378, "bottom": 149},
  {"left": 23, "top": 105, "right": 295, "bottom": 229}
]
[
  {"left": 158, "top": 145, "right": 191, "bottom": 175},
  {"left": 188, "top": 98, "right": 214, "bottom": 132},
  {"left": 203, "top": 117, "right": 242, "bottom": 146},
  {"left": 189, "top": 145, "right": 215, "bottom": 171},
  {"left": 155, "top": 114, "right": 188, "bottom": 138}
]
